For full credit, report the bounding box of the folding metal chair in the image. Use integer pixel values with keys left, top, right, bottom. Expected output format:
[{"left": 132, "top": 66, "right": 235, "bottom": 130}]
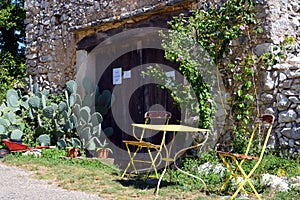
[
  {"left": 217, "top": 114, "right": 275, "bottom": 200},
  {"left": 121, "top": 111, "right": 172, "bottom": 179}
]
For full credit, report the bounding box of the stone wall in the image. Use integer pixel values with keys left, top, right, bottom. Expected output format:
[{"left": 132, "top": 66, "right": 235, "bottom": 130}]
[
  {"left": 25, "top": 0, "right": 194, "bottom": 91},
  {"left": 258, "top": 0, "right": 300, "bottom": 155},
  {"left": 24, "top": 0, "right": 300, "bottom": 154}
]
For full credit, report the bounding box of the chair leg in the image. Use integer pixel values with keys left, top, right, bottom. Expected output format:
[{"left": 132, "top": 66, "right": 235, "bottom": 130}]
[
  {"left": 218, "top": 154, "right": 234, "bottom": 193},
  {"left": 145, "top": 148, "right": 159, "bottom": 179},
  {"left": 219, "top": 155, "right": 244, "bottom": 193},
  {"left": 231, "top": 177, "right": 261, "bottom": 200},
  {"left": 218, "top": 155, "right": 249, "bottom": 194},
  {"left": 231, "top": 161, "right": 262, "bottom": 200},
  {"left": 121, "top": 144, "right": 140, "bottom": 178}
]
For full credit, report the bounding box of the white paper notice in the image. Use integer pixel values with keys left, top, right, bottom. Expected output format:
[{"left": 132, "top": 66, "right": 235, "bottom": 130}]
[
  {"left": 123, "top": 70, "right": 131, "bottom": 79},
  {"left": 113, "top": 68, "right": 122, "bottom": 85},
  {"left": 165, "top": 71, "right": 175, "bottom": 86}
]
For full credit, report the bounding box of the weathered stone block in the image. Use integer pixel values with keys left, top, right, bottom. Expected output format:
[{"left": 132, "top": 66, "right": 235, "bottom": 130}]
[
  {"left": 296, "top": 105, "right": 300, "bottom": 115},
  {"left": 291, "top": 84, "right": 300, "bottom": 91},
  {"left": 276, "top": 93, "right": 290, "bottom": 110},
  {"left": 261, "top": 93, "right": 275, "bottom": 103},
  {"left": 278, "top": 110, "right": 297, "bottom": 123},
  {"left": 278, "top": 72, "right": 287, "bottom": 81},
  {"left": 254, "top": 43, "right": 273, "bottom": 56},
  {"left": 281, "top": 127, "right": 300, "bottom": 140},
  {"left": 289, "top": 96, "right": 300, "bottom": 104},
  {"left": 264, "top": 71, "right": 275, "bottom": 90},
  {"left": 287, "top": 69, "right": 300, "bottom": 79}
]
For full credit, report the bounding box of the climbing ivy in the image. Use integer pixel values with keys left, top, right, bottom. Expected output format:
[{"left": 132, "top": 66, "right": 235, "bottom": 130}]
[{"left": 144, "top": 0, "right": 294, "bottom": 151}]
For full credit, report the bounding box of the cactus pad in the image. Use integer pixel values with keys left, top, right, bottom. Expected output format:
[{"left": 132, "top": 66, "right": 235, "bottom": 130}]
[
  {"left": 70, "top": 137, "right": 82, "bottom": 148},
  {"left": 69, "top": 93, "right": 76, "bottom": 107},
  {"left": 6, "top": 89, "right": 19, "bottom": 99},
  {"left": 43, "top": 106, "right": 55, "bottom": 119},
  {"left": 91, "top": 112, "right": 103, "bottom": 126},
  {"left": 79, "top": 107, "right": 91, "bottom": 124},
  {"left": 0, "top": 125, "right": 5, "bottom": 135},
  {"left": 103, "top": 127, "right": 114, "bottom": 137},
  {"left": 58, "top": 101, "right": 67, "bottom": 113},
  {"left": 57, "top": 139, "right": 67, "bottom": 150},
  {"left": 66, "top": 80, "right": 77, "bottom": 94},
  {"left": 38, "top": 134, "right": 51, "bottom": 146},
  {"left": 41, "top": 89, "right": 49, "bottom": 97},
  {"left": 75, "top": 94, "right": 82, "bottom": 106},
  {"left": 7, "top": 91, "right": 20, "bottom": 108},
  {"left": 28, "top": 96, "right": 40, "bottom": 109},
  {"left": 7, "top": 111, "right": 16, "bottom": 124},
  {"left": 33, "top": 83, "right": 39, "bottom": 94},
  {"left": 0, "top": 118, "right": 10, "bottom": 128},
  {"left": 10, "top": 129, "right": 23, "bottom": 140}
]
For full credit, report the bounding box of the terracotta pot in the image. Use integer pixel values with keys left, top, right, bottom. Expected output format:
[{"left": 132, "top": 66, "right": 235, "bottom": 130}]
[{"left": 97, "top": 149, "right": 109, "bottom": 158}]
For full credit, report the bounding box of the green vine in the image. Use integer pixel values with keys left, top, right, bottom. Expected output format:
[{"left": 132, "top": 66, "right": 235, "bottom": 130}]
[{"left": 143, "top": 0, "right": 295, "bottom": 152}]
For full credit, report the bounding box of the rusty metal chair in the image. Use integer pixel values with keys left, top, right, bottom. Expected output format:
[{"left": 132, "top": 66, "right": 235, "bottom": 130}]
[
  {"left": 217, "top": 114, "right": 275, "bottom": 200},
  {"left": 121, "top": 111, "right": 172, "bottom": 179}
]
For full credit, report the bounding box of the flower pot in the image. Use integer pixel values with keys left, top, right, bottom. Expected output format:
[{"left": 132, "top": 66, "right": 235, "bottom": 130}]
[{"left": 97, "top": 149, "right": 109, "bottom": 158}]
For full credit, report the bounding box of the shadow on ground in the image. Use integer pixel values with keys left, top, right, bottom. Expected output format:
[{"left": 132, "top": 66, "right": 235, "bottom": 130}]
[{"left": 115, "top": 178, "right": 176, "bottom": 190}]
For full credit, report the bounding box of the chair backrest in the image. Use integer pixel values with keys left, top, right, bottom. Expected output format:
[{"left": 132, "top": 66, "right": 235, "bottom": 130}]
[
  {"left": 140, "top": 111, "right": 172, "bottom": 141},
  {"left": 245, "top": 114, "right": 275, "bottom": 161},
  {"left": 144, "top": 111, "right": 172, "bottom": 124}
]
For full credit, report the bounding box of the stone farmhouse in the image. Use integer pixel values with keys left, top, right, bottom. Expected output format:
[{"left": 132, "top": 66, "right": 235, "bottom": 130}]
[{"left": 24, "top": 0, "right": 300, "bottom": 157}]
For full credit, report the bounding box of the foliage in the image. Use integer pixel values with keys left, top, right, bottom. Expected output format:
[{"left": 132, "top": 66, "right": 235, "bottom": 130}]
[
  {"left": 0, "top": 75, "right": 113, "bottom": 155},
  {"left": 143, "top": 0, "right": 257, "bottom": 129},
  {"left": 152, "top": 0, "right": 295, "bottom": 153},
  {"left": 0, "top": 0, "right": 26, "bottom": 103},
  {"left": 169, "top": 151, "right": 300, "bottom": 198},
  {"left": 0, "top": 88, "right": 27, "bottom": 142},
  {"left": 228, "top": 36, "right": 295, "bottom": 153}
]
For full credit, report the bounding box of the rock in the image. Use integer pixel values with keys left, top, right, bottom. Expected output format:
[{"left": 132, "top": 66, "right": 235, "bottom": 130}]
[
  {"left": 278, "top": 110, "right": 297, "bottom": 123},
  {"left": 279, "top": 137, "right": 289, "bottom": 146},
  {"left": 264, "top": 71, "right": 275, "bottom": 90},
  {"left": 254, "top": 43, "right": 273, "bottom": 56},
  {"left": 277, "top": 94, "right": 291, "bottom": 110},
  {"left": 262, "top": 93, "right": 275, "bottom": 103},
  {"left": 281, "top": 127, "right": 300, "bottom": 140},
  {"left": 296, "top": 105, "right": 300, "bottom": 115},
  {"left": 261, "top": 174, "right": 290, "bottom": 192},
  {"left": 287, "top": 56, "right": 300, "bottom": 65},
  {"left": 265, "top": 107, "right": 276, "bottom": 115},
  {"left": 287, "top": 70, "right": 300, "bottom": 79},
  {"left": 27, "top": 53, "right": 38, "bottom": 60},
  {"left": 197, "top": 162, "right": 228, "bottom": 178},
  {"left": 281, "top": 90, "right": 298, "bottom": 96},
  {"left": 273, "top": 63, "right": 292, "bottom": 70},
  {"left": 281, "top": 80, "right": 293, "bottom": 88},
  {"left": 289, "top": 96, "right": 300, "bottom": 104},
  {"left": 291, "top": 84, "right": 300, "bottom": 91},
  {"left": 278, "top": 72, "right": 287, "bottom": 81}
]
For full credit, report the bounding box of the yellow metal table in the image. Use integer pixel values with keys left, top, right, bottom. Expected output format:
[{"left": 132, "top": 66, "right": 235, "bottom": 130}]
[{"left": 131, "top": 123, "right": 210, "bottom": 195}]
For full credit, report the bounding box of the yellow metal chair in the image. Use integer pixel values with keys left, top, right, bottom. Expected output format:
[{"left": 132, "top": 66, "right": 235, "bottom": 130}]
[
  {"left": 217, "top": 114, "right": 275, "bottom": 200},
  {"left": 121, "top": 111, "right": 172, "bottom": 179}
]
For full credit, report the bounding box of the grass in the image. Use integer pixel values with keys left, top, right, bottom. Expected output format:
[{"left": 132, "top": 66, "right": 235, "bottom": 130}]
[
  {"left": 0, "top": 149, "right": 220, "bottom": 200},
  {"left": 0, "top": 148, "right": 299, "bottom": 200}
]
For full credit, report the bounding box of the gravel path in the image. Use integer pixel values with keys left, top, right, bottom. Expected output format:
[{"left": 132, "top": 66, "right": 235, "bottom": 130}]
[{"left": 0, "top": 163, "right": 102, "bottom": 200}]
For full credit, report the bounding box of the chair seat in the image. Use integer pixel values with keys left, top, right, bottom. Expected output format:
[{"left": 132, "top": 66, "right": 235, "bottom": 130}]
[
  {"left": 123, "top": 140, "right": 160, "bottom": 149},
  {"left": 217, "top": 151, "right": 259, "bottom": 160}
]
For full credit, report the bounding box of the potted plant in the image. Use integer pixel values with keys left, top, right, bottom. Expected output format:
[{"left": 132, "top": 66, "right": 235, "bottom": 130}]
[{"left": 97, "top": 139, "right": 113, "bottom": 158}]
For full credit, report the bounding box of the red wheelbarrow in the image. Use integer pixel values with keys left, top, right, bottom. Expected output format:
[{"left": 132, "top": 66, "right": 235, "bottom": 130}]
[{"left": 2, "top": 139, "right": 51, "bottom": 152}]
